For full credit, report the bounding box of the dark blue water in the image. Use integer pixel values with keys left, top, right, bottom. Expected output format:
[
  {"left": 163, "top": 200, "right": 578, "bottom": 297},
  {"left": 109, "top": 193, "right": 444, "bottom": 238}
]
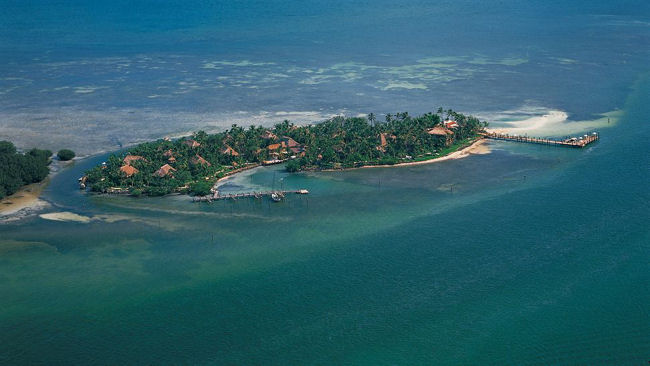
[{"left": 1, "top": 0, "right": 649, "bottom": 153}]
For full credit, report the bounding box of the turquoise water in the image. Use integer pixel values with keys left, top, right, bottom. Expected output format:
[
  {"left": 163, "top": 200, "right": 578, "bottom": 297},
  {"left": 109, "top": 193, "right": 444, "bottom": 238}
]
[
  {"left": 1, "top": 0, "right": 650, "bottom": 364},
  {"left": 1, "top": 77, "right": 648, "bottom": 363}
]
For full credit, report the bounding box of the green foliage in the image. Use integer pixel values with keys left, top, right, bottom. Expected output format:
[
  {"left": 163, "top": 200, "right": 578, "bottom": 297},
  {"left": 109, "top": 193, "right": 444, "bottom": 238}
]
[
  {"left": 0, "top": 141, "right": 17, "bottom": 155},
  {"left": 378, "top": 157, "right": 399, "bottom": 165},
  {"left": 189, "top": 180, "right": 213, "bottom": 196},
  {"left": 84, "top": 109, "right": 486, "bottom": 197},
  {"left": 28, "top": 148, "right": 53, "bottom": 165},
  {"left": 57, "top": 149, "right": 75, "bottom": 161},
  {"left": 0, "top": 141, "right": 51, "bottom": 199},
  {"left": 285, "top": 159, "right": 302, "bottom": 172},
  {"left": 145, "top": 186, "right": 172, "bottom": 196}
]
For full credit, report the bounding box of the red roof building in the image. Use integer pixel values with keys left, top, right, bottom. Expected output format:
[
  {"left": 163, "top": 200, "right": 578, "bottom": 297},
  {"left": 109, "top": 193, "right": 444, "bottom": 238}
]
[
  {"left": 221, "top": 146, "right": 239, "bottom": 156},
  {"left": 261, "top": 130, "right": 277, "bottom": 140},
  {"left": 282, "top": 136, "right": 300, "bottom": 148},
  {"left": 154, "top": 164, "right": 176, "bottom": 177},
  {"left": 376, "top": 133, "right": 396, "bottom": 152},
  {"left": 119, "top": 165, "right": 139, "bottom": 177},
  {"left": 444, "top": 120, "right": 459, "bottom": 129},
  {"left": 427, "top": 126, "right": 454, "bottom": 136},
  {"left": 183, "top": 139, "right": 201, "bottom": 148},
  {"left": 190, "top": 154, "right": 211, "bottom": 166},
  {"left": 123, "top": 155, "right": 145, "bottom": 165}
]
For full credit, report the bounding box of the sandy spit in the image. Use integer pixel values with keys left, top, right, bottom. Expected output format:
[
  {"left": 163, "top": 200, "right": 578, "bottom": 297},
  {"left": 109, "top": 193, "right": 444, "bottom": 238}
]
[{"left": 38, "top": 212, "right": 93, "bottom": 223}]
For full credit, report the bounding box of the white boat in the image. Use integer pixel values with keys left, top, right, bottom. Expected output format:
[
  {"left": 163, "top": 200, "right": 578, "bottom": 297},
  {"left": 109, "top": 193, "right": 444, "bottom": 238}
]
[{"left": 271, "top": 192, "right": 282, "bottom": 202}]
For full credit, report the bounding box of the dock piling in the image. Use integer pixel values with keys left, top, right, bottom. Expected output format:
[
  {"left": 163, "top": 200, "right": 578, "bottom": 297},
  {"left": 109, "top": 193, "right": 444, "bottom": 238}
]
[
  {"left": 192, "top": 189, "right": 309, "bottom": 203},
  {"left": 481, "top": 132, "right": 599, "bottom": 148}
]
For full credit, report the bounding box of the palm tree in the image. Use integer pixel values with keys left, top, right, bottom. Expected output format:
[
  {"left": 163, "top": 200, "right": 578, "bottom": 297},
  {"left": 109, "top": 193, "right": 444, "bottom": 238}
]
[{"left": 368, "top": 112, "right": 375, "bottom": 127}]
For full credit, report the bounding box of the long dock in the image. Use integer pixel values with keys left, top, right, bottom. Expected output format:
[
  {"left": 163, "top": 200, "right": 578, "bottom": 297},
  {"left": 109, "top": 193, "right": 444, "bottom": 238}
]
[
  {"left": 192, "top": 189, "right": 308, "bottom": 202},
  {"left": 481, "top": 132, "right": 599, "bottom": 148}
]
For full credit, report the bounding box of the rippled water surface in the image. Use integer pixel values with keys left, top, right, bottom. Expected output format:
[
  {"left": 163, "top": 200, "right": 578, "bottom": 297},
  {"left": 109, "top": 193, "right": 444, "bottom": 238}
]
[{"left": 1, "top": 0, "right": 649, "bottom": 364}]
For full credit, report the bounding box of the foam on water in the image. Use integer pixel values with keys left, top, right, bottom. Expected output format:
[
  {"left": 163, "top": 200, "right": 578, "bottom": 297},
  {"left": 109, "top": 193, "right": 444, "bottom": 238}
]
[{"left": 483, "top": 107, "right": 621, "bottom": 137}]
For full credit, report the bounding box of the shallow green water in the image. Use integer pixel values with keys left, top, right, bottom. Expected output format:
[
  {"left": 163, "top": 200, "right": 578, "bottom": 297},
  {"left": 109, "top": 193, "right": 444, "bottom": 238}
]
[{"left": 1, "top": 78, "right": 649, "bottom": 365}]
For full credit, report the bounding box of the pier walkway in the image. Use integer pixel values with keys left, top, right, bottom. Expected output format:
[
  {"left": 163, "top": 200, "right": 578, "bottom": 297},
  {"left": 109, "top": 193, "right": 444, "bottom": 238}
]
[
  {"left": 192, "top": 189, "right": 308, "bottom": 202},
  {"left": 481, "top": 132, "right": 599, "bottom": 148}
]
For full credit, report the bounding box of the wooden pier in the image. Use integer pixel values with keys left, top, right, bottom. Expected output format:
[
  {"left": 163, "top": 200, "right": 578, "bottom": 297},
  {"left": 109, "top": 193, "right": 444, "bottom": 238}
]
[
  {"left": 481, "top": 132, "right": 599, "bottom": 148},
  {"left": 192, "top": 189, "right": 309, "bottom": 202}
]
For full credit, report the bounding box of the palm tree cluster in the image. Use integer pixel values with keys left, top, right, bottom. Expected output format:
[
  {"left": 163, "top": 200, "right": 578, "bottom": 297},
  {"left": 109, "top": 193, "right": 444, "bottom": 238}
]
[{"left": 85, "top": 109, "right": 486, "bottom": 196}]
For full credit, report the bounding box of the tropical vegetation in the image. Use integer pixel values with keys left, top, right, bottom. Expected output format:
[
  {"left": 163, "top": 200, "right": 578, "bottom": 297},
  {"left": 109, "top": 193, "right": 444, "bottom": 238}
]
[
  {"left": 84, "top": 109, "right": 486, "bottom": 196},
  {"left": 57, "top": 149, "right": 76, "bottom": 161},
  {"left": 0, "top": 141, "right": 52, "bottom": 199}
]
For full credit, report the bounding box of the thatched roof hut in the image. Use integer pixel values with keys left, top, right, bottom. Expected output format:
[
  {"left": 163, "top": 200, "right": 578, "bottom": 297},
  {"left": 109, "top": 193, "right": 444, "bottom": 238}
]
[
  {"left": 123, "top": 155, "right": 145, "bottom": 165},
  {"left": 427, "top": 126, "right": 454, "bottom": 136},
  {"left": 120, "top": 165, "right": 139, "bottom": 177},
  {"left": 154, "top": 164, "right": 176, "bottom": 177}
]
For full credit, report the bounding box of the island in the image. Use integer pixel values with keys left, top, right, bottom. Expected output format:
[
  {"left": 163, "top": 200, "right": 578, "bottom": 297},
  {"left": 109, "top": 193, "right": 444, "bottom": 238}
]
[{"left": 84, "top": 109, "right": 487, "bottom": 196}]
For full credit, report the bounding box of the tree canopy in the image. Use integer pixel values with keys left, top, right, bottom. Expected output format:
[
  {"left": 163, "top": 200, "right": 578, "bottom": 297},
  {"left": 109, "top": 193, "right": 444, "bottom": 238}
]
[
  {"left": 0, "top": 141, "right": 52, "bottom": 200},
  {"left": 57, "top": 149, "right": 76, "bottom": 161},
  {"left": 84, "top": 109, "right": 486, "bottom": 196}
]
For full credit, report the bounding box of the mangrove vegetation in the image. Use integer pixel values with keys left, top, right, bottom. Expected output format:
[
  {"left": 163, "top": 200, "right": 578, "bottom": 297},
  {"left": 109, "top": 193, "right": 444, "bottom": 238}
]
[{"left": 0, "top": 141, "right": 53, "bottom": 200}]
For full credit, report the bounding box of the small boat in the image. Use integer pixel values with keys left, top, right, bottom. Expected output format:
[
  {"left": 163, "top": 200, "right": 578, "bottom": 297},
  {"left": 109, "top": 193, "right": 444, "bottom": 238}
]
[{"left": 271, "top": 192, "right": 282, "bottom": 202}]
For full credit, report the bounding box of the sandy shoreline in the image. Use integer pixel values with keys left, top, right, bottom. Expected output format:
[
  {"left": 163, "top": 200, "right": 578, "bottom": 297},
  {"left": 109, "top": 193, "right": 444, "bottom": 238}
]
[
  {"left": 318, "top": 137, "right": 489, "bottom": 172},
  {"left": 0, "top": 159, "right": 75, "bottom": 222},
  {"left": 0, "top": 180, "right": 51, "bottom": 220},
  {"left": 215, "top": 163, "right": 263, "bottom": 184},
  {"left": 0, "top": 139, "right": 487, "bottom": 210},
  {"left": 362, "top": 138, "right": 488, "bottom": 169},
  {"left": 215, "top": 138, "right": 489, "bottom": 184}
]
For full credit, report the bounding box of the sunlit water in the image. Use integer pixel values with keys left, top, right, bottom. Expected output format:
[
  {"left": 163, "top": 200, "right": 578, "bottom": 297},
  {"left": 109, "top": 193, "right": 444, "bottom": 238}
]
[{"left": 1, "top": 0, "right": 649, "bottom": 364}]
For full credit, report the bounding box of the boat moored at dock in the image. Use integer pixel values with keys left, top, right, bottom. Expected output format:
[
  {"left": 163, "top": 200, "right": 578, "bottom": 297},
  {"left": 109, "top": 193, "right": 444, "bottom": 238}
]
[{"left": 192, "top": 189, "right": 308, "bottom": 202}]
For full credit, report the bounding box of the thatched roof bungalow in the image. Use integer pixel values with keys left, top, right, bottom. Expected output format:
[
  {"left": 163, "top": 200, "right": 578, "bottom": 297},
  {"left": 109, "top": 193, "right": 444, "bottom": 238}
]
[
  {"left": 281, "top": 136, "right": 300, "bottom": 148},
  {"left": 376, "top": 133, "right": 396, "bottom": 152},
  {"left": 123, "top": 155, "right": 145, "bottom": 165},
  {"left": 190, "top": 154, "right": 211, "bottom": 166},
  {"left": 154, "top": 164, "right": 176, "bottom": 178},
  {"left": 119, "top": 165, "right": 139, "bottom": 177},
  {"left": 261, "top": 130, "right": 277, "bottom": 140},
  {"left": 427, "top": 126, "right": 454, "bottom": 136},
  {"left": 183, "top": 139, "right": 201, "bottom": 148},
  {"left": 221, "top": 146, "right": 239, "bottom": 156}
]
